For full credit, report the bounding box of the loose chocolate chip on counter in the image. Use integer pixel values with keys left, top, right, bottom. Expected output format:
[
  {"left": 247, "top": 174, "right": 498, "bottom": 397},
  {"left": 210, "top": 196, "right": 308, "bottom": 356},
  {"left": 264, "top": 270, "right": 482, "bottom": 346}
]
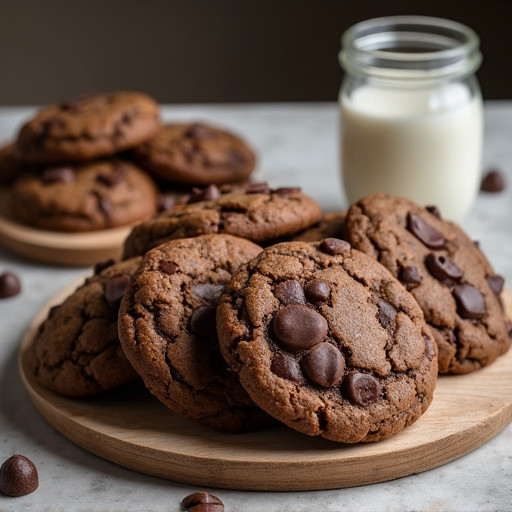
[
  {"left": 481, "top": 169, "right": 505, "bottom": 192},
  {"left": 190, "top": 306, "right": 218, "bottom": 338},
  {"left": 41, "top": 166, "right": 74, "bottom": 185},
  {"left": 399, "top": 265, "right": 422, "bottom": 290},
  {"left": 301, "top": 342, "right": 345, "bottom": 387},
  {"left": 487, "top": 274, "right": 505, "bottom": 295},
  {"left": 0, "top": 271, "right": 21, "bottom": 298},
  {"left": 189, "top": 504, "right": 225, "bottom": 512},
  {"left": 160, "top": 261, "right": 179, "bottom": 275},
  {"left": 270, "top": 351, "right": 303, "bottom": 382},
  {"left": 0, "top": 454, "right": 39, "bottom": 497},
  {"left": 93, "top": 258, "right": 116, "bottom": 275},
  {"left": 305, "top": 280, "right": 331, "bottom": 303},
  {"left": 407, "top": 212, "right": 445, "bottom": 249},
  {"left": 271, "top": 304, "right": 328, "bottom": 352},
  {"left": 343, "top": 372, "right": 380, "bottom": 406},
  {"left": 104, "top": 275, "right": 131, "bottom": 306},
  {"left": 453, "top": 284, "right": 486, "bottom": 319},
  {"left": 425, "top": 253, "right": 463, "bottom": 285},
  {"left": 319, "top": 238, "right": 351, "bottom": 255},
  {"left": 274, "top": 280, "right": 306, "bottom": 305},
  {"left": 187, "top": 184, "right": 221, "bottom": 203},
  {"left": 425, "top": 205, "right": 442, "bottom": 219},
  {"left": 376, "top": 299, "right": 397, "bottom": 330},
  {"left": 182, "top": 491, "right": 224, "bottom": 511}
]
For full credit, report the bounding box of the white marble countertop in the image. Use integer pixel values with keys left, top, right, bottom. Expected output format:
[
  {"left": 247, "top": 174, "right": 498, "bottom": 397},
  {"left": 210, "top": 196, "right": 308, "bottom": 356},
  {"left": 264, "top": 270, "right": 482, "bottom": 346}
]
[{"left": 0, "top": 102, "right": 511, "bottom": 511}]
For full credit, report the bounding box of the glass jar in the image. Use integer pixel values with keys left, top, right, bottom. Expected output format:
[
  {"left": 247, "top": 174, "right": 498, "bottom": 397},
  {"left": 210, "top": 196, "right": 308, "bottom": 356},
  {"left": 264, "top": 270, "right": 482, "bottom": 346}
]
[{"left": 338, "top": 16, "right": 483, "bottom": 222}]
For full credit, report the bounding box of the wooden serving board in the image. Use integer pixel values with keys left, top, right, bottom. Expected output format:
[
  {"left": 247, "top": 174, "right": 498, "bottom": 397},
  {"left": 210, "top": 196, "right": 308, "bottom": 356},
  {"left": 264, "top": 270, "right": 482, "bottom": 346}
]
[
  {"left": 0, "top": 189, "right": 131, "bottom": 266},
  {"left": 18, "top": 281, "right": 512, "bottom": 491}
]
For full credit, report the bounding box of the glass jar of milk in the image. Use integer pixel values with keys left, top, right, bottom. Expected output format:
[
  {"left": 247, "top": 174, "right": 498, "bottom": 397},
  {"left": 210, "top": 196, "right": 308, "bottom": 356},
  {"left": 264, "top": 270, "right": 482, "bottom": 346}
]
[{"left": 339, "top": 16, "right": 483, "bottom": 221}]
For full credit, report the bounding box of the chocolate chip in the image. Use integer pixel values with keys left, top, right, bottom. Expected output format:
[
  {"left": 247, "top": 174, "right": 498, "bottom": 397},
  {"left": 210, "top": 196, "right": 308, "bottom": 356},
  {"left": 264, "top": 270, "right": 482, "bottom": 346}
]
[
  {"left": 0, "top": 454, "right": 39, "bottom": 497},
  {"left": 97, "top": 164, "right": 128, "bottom": 187},
  {"left": 93, "top": 258, "right": 115, "bottom": 275},
  {"left": 159, "top": 192, "right": 178, "bottom": 211},
  {"left": 182, "top": 491, "right": 224, "bottom": 509},
  {"left": 184, "top": 123, "right": 215, "bottom": 140},
  {"left": 399, "top": 266, "right": 422, "bottom": 290},
  {"left": 189, "top": 504, "right": 225, "bottom": 512},
  {"left": 41, "top": 166, "right": 74, "bottom": 185},
  {"left": 487, "top": 274, "right": 505, "bottom": 295},
  {"left": 376, "top": 299, "right": 397, "bottom": 330},
  {"left": 271, "top": 304, "right": 328, "bottom": 352},
  {"left": 273, "top": 186, "right": 301, "bottom": 196},
  {"left": 104, "top": 275, "right": 131, "bottom": 306},
  {"left": 319, "top": 238, "right": 351, "bottom": 255},
  {"left": 190, "top": 306, "right": 217, "bottom": 338},
  {"left": 453, "top": 284, "right": 486, "bottom": 319},
  {"left": 270, "top": 351, "right": 303, "bottom": 382},
  {"left": 343, "top": 372, "right": 380, "bottom": 405},
  {"left": 305, "top": 280, "right": 330, "bottom": 303},
  {"left": 187, "top": 184, "right": 220, "bottom": 203},
  {"left": 301, "top": 342, "right": 345, "bottom": 388},
  {"left": 425, "top": 253, "right": 463, "bottom": 285},
  {"left": 407, "top": 212, "right": 445, "bottom": 249},
  {"left": 192, "top": 283, "right": 225, "bottom": 303},
  {"left": 160, "top": 261, "right": 179, "bottom": 275},
  {"left": 0, "top": 271, "right": 21, "bottom": 298},
  {"left": 274, "top": 280, "right": 305, "bottom": 305},
  {"left": 245, "top": 182, "right": 271, "bottom": 194},
  {"left": 481, "top": 169, "right": 505, "bottom": 192},
  {"left": 425, "top": 205, "right": 442, "bottom": 219}
]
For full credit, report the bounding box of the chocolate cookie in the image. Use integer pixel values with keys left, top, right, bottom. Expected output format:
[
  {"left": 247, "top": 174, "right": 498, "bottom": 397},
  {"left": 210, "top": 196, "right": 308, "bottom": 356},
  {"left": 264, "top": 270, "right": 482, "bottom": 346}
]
[
  {"left": 10, "top": 159, "right": 159, "bottom": 231},
  {"left": 118, "top": 234, "right": 273, "bottom": 433},
  {"left": 28, "top": 257, "right": 141, "bottom": 396},
  {"left": 345, "top": 194, "right": 511, "bottom": 373},
  {"left": 16, "top": 91, "right": 160, "bottom": 163},
  {"left": 0, "top": 142, "right": 26, "bottom": 186},
  {"left": 130, "top": 122, "right": 256, "bottom": 186},
  {"left": 216, "top": 239, "right": 438, "bottom": 443},
  {"left": 289, "top": 210, "right": 346, "bottom": 242},
  {"left": 122, "top": 183, "right": 322, "bottom": 258}
]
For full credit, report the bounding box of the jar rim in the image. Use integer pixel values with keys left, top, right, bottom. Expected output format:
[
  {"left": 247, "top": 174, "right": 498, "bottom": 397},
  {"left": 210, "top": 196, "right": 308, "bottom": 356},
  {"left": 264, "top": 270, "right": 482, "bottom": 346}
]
[{"left": 339, "top": 15, "right": 482, "bottom": 81}]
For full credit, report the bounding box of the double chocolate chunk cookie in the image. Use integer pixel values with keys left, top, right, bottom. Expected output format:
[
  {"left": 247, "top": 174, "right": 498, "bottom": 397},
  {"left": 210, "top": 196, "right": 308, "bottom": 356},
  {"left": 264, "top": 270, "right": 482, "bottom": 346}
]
[
  {"left": 289, "top": 210, "right": 346, "bottom": 242},
  {"left": 345, "top": 194, "right": 511, "bottom": 373},
  {"left": 16, "top": 91, "right": 160, "bottom": 163},
  {"left": 10, "top": 159, "right": 159, "bottom": 231},
  {"left": 118, "top": 234, "right": 273, "bottom": 433},
  {"left": 130, "top": 122, "right": 256, "bottom": 185},
  {"left": 28, "top": 257, "right": 141, "bottom": 396},
  {"left": 216, "top": 239, "right": 438, "bottom": 443},
  {"left": 122, "top": 183, "right": 322, "bottom": 258}
]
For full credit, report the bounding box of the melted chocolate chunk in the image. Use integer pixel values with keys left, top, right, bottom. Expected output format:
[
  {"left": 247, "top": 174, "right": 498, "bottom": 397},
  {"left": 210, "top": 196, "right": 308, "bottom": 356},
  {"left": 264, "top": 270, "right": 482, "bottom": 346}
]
[
  {"left": 425, "top": 253, "right": 463, "bottom": 285},
  {"left": 192, "top": 283, "right": 225, "bottom": 303},
  {"left": 0, "top": 454, "right": 39, "bottom": 497},
  {"left": 187, "top": 184, "right": 220, "bottom": 203},
  {"left": 453, "top": 284, "right": 486, "bottom": 319},
  {"left": 300, "top": 342, "right": 345, "bottom": 388},
  {"left": 271, "top": 304, "right": 328, "bottom": 352},
  {"left": 184, "top": 123, "right": 215, "bottom": 140},
  {"left": 399, "top": 266, "right": 422, "bottom": 290},
  {"left": 190, "top": 306, "right": 217, "bottom": 338},
  {"left": 376, "top": 299, "right": 397, "bottom": 330},
  {"left": 97, "top": 164, "right": 128, "bottom": 187},
  {"left": 487, "top": 274, "right": 505, "bottom": 295},
  {"left": 274, "top": 280, "right": 305, "bottom": 305},
  {"left": 160, "top": 261, "right": 179, "bottom": 275},
  {"left": 270, "top": 351, "right": 303, "bottom": 382},
  {"left": 305, "top": 280, "right": 330, "bottom": 303},
  {"left": 319, "top": 238, "right": 351, "bottom": 255},
  {"left": 0, "top": 271, "right": 21, "bottom": 299},
  {"left": 425, "top": 205, "right": 442, "bottom": 219},
  {"left": 343, "top": 372, "right": 380, "bottom": 405},
  {"left": 41, "top": 166, "right": 74, "bottom": 185},
  {"left": 481, "top": 169, "right": 505, "bottom": 192},
  {"left": 407, "top": 212, "right": 445, "bottom": 249},
  {"left": 104, "top": 275, "right": 131, "bottom": 306},
  {"left": 273, "top": 186, "right": 301, "bottom": 196},
  {"left": 245, "top": 182, "right": 271, "bottom": 194},
  {"left": 158, "top": 192, "right": 178, "bottom": 211},
  {"left": 93, "top": 258, "right": 115, "bottom": 275}
]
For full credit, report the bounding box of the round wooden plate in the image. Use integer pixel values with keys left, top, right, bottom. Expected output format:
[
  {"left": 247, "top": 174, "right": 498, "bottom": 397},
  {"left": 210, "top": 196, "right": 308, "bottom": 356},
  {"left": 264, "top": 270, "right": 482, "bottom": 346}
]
[
  {"left": 0, "top": 189, "right": 131, "bottom": 265},
  {"left": 18, "top": 280, "right": 512, "bottom": 491}
]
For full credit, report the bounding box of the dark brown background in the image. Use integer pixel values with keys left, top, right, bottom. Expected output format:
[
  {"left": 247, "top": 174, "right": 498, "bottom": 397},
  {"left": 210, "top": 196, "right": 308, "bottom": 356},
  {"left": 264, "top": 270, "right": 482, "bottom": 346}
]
[{"left": 0, "top": 0, "right": 510, "bottom": 105}]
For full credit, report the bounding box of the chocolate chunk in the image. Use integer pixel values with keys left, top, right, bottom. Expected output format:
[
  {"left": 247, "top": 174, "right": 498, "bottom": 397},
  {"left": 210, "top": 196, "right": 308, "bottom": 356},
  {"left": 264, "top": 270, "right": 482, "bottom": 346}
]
[
  {"left": 487, "top": 274, "right": 505, "bottom": 295},
  {"left": 274, "top": 280, "right": 305, "bottom": 305},
  {"left": 182, "top": 491, "right": 224, "bottom": 511},
  {"left": 0, "top": 271, "right": 21, "bottom": 298},
  {"left": 97, "top": 163, "right": 128, "bottom": 187},
  {"left": 158, "top": 192, "right": 178, "bottom": 211},
  {"left": 376, "top": 299, "right": 397, "bottom": 330},
  {"left": 453, "top": 284, "right": 486, "bottom": 319},
  {"left": 319, "top": 238, "right": 351, "bottom": 255},
  {"left": 245, "top": 182, "right": 271, "bottom": 194},
  {"left": 190, "top": 306, "right": 217, "bottom": 338},
  {"left": 343, "top": 372, "right": 380, "bottom": 405},
  {"left": 407, "top": 212, "right": 445, "bottom": 249},
  {"left": 93, "top": 258, "right": 115, "bottom": 275},
  {"left": 271, "top": 351, "right": 303, "bottom": 382},
  {"left": 273, "top": 186, "right": 301, "bottom": 196},
  {"left": 271, "top": 304, "right": 328, "bottom": 352},
  {"left": 305, "top": 280, "right": 330, "bottom": 303},
  {"left": 188, "top": 184, "right": 220, "bottom": 203},
  {"left": 192, "top": 283, "right": 225, "bottom": 303},
  {"left": 160, "top": 261, "right": 179, "bottom": 275},
  {"left": 300, "top": 342, "right": 345, "bottom": 387},
  {"left": 399, "top": 266, "right": 422, "bottom": 290},
  {"left": 189, "top": 504, "right": 225, "bottom": 512},
  {"left": 184, "top": 123, "right": 215, "bottom": 140},
  {"left": 104, "top": 275, "right": 131, "bottom": 306},
  {"left": 425, "top": 253, "right": 463, "bottom": 285},
  {"left": 0, "top": 454, "right": 39, "bottom": 497},
  {"left": 41, "top": 166, "right": 74, "bottom": 185},
  {"left": 481, "top": 169, "right": 505, "bottom": 192},
  {"left": 425, "top": 205, "right": 442, "bottom": 219}
]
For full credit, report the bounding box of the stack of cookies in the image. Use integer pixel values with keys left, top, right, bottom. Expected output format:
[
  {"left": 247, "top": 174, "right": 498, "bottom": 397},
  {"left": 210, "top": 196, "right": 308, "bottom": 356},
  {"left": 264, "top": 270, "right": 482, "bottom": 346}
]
[{"left": 0, "top": 91, "right": 258, "bottom": 233}]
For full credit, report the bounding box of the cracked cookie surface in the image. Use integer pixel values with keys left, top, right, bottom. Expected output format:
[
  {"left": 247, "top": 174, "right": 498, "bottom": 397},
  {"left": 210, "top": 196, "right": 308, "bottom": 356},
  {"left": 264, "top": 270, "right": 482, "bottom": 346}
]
[
  {"left": 122, "top": 183, "right": 322, "bottom": 258},
  {"left": 216, "top": 238, "right": 438, "bottom": 443},
  {"left": 28, "top": 257, "right": 141, "bottom": 396},
  {"left": 345, "top": 194, "right": 511, "bottom": 373},
  {"left": 10, "top": 159, "right": 159, "bottom": 231},
  {"left": 16, "top": 91, "right": 160, "bottom": 163},
  {"left": 118, "top": 234, "right": 273, "bottom": 433}
]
